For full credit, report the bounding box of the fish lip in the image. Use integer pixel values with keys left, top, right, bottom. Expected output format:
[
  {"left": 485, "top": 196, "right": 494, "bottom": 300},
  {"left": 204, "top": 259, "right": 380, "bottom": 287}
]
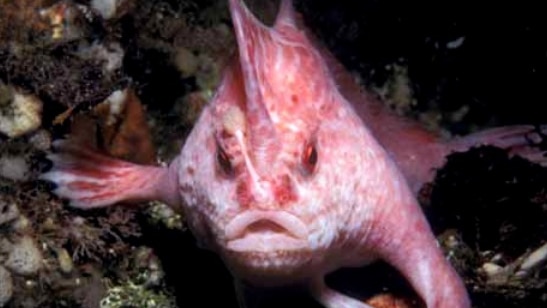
[
  {"left": 225, "top": 210, "right": 308, "bottom": 242},
  {"left": 226, "top": 233, "right": 309, "bottom": 253}
]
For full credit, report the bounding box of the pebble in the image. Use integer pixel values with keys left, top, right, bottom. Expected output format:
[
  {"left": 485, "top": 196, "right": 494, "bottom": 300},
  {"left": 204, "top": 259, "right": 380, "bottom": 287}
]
[
  {"left": 4, "top": 236, "right": 43, "bottom": 275},
  {"left": 0, "top": 265, "right": 13, "bottom": 307},
  {"left": 0, "top": 154, "right": 30, "bottom": 181},
  {"left": 0, "top": 199, "right": 20, "bottom": 226},
  {"left": 0, "top": 83, "right": 42, "bottom": 138}
]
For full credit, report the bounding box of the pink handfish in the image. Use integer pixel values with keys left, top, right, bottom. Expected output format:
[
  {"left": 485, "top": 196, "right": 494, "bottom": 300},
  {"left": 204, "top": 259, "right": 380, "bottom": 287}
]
[{"left": 41, "top": 0, "right": 546, "bottom": 307}]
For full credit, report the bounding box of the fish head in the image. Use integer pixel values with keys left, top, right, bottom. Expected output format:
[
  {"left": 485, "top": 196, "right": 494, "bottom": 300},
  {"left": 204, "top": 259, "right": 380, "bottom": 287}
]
[{"left": 177, "top": 0, "right": 377, "bottom": 285}]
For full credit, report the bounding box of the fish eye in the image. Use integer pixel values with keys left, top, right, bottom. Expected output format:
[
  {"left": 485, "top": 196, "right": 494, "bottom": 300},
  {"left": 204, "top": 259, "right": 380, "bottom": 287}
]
[
  {"left": 216, "top": 144, "right": 234, "bottom": 176},
  {"left": 301, "top": 142, "right": 318, "bottom": 175}
]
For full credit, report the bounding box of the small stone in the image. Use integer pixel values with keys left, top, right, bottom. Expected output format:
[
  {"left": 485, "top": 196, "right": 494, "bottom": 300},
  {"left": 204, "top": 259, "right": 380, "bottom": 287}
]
[
  {"left": 57, "top": 248, "right": 74, "bottom": 274},
  {"left": 28, "top": 129, "right": 52, "bottom": 151},
  {"left": 0, "top": 265, "right": 13, "bottom": 307},
  {"left": 481, "top": 262, "right": 509, "bottom": 285},
  {"left": 0, "top": 154, "right": 30, "bottom": 181},
  {"left": 4, "top": 236, "right": 43, "bottom": 275},
  {"left": 91, "top": 0, "right": 128, "bottom": 19},
  {"left": 0, "top": 83, "right": 43, "bottom": 138},
  {"left": 0, "top": 198, "right": 20, "bottom": 226},
  {"left": 482, "top": 262, "right": 503, "bottom": 276},
  {"left": 174, "top": 47, "right": 199, "bottom": 77},
  {"left": 76, "top": 42, "right": 125, "bottom": 73},
  {"left": 42, "top": 217, "right": 57, "bottom": 231},
  {"left": 12, "top": 215, "right": 31, "bottom": 233}
]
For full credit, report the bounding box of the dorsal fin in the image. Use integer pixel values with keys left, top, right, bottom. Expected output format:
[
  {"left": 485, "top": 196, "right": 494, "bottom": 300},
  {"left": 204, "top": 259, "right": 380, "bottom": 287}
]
[{"left": 273, "top": 0, "right": 296, "bottom": 28}]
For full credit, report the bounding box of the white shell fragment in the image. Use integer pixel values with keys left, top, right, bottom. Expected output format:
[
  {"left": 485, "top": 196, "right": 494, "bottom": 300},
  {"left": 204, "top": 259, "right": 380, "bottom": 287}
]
[{"left": 516, "top": 242, "right": 547, "bottom": 277}]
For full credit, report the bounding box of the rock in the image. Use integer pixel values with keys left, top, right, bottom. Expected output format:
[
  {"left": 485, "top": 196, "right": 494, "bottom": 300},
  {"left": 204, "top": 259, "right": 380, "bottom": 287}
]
[
  {"left": 0, "top": 83, "right": 42, "bottom": 138},
  {"left": 0, "top": 265, "right": 13, "bottom": 307},
  {"left": 0, "top": 154, "right": 30, "bottom": 181},
  {"left": 28, "top": 129, "right": 52, "bottom": 151},
  {"left": 11, "top": 215, "right": 31, "bottom": 233},
  {"left": 481, "top": 262, "right": 510, "bottom": 286},
  {"left": 4, "top": 236, "right": 43, "bottom": 276},
  {"left": 0, "top": 198, "right": 20, "bottom": 226},
  {"left": 90, "top": 0, "right": 133, "bottom": 20},
  {"left": 76, "top": 41, "right": 125, "bottom": 73},
  {"left": 56, "top": 248, "right": 74, "bottom": 274},
  {"left": 174, "top": 47, "right": 199, "bottom": 78},
  {"left": 482, "top": 262, "right": 504, "bottom": 276}
]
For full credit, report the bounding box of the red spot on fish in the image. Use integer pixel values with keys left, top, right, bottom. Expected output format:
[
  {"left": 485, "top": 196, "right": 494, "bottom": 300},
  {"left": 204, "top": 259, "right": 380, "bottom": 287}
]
[
  {"left": 187, "top": 167, "right": 195, "bottom": 175},
  {"left": 274, "top": 175, "right": 297, "bottom": 205},
  {"left": 236, "top": 180, "right": 252, "bottom": 208}
]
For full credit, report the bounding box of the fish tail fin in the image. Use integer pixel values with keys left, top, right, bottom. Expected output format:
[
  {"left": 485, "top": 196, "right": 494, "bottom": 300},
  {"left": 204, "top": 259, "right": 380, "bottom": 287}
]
[
  {"left": 40, "top": 139, "right": 174, "bottom": 209},
  {"left": 447, "top": 124, "right": 547, "bottom": 165}
]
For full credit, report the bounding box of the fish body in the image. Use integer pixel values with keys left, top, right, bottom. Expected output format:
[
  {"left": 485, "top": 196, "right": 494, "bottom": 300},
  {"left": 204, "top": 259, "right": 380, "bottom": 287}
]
[{"left": 42, "top": 1, "right": 546, "bottom": 307}]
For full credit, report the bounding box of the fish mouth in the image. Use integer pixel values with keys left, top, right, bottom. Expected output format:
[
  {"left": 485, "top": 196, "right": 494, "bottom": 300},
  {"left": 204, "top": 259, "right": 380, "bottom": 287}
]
[{"left": 225, "top": 210, "right": 308, "bottom": 253}]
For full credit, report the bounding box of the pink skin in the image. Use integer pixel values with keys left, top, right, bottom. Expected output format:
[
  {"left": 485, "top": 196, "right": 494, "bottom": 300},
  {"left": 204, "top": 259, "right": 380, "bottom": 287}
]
[
  {"left": 316, "top": 29, "right": 546, "bottom": 195},
  {"left": 41, "top": 0, "right": 547, "bottom": 307}
]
